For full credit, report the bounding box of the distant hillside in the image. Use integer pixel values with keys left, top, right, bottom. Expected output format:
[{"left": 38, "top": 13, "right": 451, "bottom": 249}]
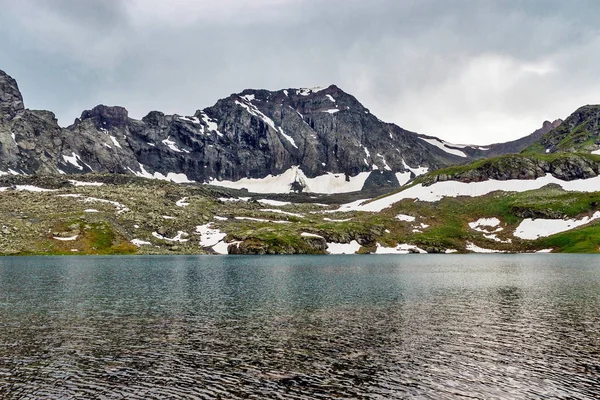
[{"left": 523, "top": 105, "right": 600, "bottom": 154}]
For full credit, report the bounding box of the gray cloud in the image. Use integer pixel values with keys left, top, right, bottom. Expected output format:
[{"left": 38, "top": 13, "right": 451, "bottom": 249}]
[{"left": 0, "top": 0, "right": 599, "bottom": 144}]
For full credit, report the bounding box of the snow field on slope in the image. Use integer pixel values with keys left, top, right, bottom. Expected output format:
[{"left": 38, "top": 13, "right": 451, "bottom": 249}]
[
  {"left": 514, "top": 211, "right": 600, "bottom": 240},
  {"left": 341, "top": 174, "right": 600, "bottom": 212},
  {"left": 208, "top": 166, "right": 371, "bottom": 194}
]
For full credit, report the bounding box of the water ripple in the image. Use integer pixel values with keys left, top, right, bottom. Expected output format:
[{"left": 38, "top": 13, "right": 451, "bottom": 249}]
[{"left": 0, "top": 255, "right": 599, "bottom": 398}]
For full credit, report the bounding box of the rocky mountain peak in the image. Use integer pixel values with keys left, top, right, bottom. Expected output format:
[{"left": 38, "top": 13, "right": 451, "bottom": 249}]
[
  {"left": 232, "top": 84, "right": 367, "bottom": 114},
  {"left": 0, "top": 70, "right": 25, "bottom": 120},
  {"left": 542, "top": 119, "right": 563, "bottom": 130},
  {"left": 79, "top": 105, "right": 129, "bottom": 129}
]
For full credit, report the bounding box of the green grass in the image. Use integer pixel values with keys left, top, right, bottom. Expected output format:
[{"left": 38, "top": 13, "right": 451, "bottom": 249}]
[{"left": 537, "top": 223, "right": 600, "bottom": 253}]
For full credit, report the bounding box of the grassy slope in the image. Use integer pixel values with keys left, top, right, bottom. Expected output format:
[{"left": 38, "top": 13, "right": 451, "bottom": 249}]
[
  {"left": 522, "top": 105, "right": 600, "bottom": 154},
  {"left": 1, "top": 171, "right": 600, "bottom": 255}
]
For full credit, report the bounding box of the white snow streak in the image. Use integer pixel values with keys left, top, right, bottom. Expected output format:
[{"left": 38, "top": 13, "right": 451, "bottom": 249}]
[
  {"left": 131, "top": 239, "right": 152, "bottom": 246},
  {"left": 419, "top": 137, "right": 467, "bottom": 158},
  {"left": 129, "top": 163, "right": 194, "bottom": 184},
  {"left": 109, "top": 136, "right": 122, "bottom": 149},
  {"left": 375, "top": 243, "right": 427, "bottom": 254},
  {"left": 53, "top": 235, "right": 78, "bottom": 241},
  {"left": 466, "top": 242, "right": 506, "bottom": 253},
  {"left": 342, "top": 174, "right": 600, "bottom": 213}
]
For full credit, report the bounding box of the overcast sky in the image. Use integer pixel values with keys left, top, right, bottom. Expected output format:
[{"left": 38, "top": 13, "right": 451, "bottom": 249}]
[{"left": 0, "top": 0, "right": 599, "bottom": 144}]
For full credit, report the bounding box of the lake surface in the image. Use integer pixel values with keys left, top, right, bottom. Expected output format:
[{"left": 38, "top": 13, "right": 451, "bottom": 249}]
[{"left": 0, "top": 255, "right": 598, "bottom": 399}]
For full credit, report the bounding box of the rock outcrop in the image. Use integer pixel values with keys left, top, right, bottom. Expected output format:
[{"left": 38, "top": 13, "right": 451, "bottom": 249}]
[{"left": 427, "top": 153, "right": 600, "bottom": 184}]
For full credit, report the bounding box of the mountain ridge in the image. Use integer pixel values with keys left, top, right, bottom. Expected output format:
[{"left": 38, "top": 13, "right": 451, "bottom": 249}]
[{"left": 0, "top": 69, "right": 565, "bottom": 193}]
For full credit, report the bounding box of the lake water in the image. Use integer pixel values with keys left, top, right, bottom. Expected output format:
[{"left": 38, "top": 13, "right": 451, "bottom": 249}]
[{"left": 0, "top": 255, "right": 598, "bottom": 399}]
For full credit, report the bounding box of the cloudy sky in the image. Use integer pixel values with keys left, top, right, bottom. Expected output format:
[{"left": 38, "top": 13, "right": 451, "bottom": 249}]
[{"left": 0, "top": 0, "right": 599, "bottom": 144}]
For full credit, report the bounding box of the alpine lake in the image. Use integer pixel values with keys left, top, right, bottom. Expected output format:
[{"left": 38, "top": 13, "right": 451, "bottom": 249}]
[{"left": 0, "top": 254, "right": 598, "bottom": 399}]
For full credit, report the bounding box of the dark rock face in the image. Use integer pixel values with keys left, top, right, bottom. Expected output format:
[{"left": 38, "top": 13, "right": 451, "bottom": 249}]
[
  {"left": 79, "top": 105, "right": 130, "bottom": 129},
  {"left": 0, "top": 70, "right": 24, "bottom": 121},
  {"left": 0, "top": 69, "right": 574, "bottom": 192}
]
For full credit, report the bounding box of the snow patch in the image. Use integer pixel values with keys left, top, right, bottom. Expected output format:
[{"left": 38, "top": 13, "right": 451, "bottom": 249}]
[
  {"left": 401, "top": 159, "right": 428, "bottom": 177},
  {"left": 375, "top": 243, "right": 427, "bottom": 254},
  {"left": 419, "top": 137, "right": 467, "bottom": 158},
  {"left": 200, "top": 112, "right": 223, "bottom": 137},
  {"left": 109, "top": 136, "right": 122, "bottom": 149},
  {"left": 301, "top": 232, "right": 324, "bottom": 238},
  {"left": 395, "top": 171, "right": 412, "bottom": 187},
  {"left": 466, "top": 242, "right": 506, "bottom": 253},
  {"left": 326, "top": 240, "right": 361, "bottom": 254},
  {"left": 483, "top": 233, "right": 512, "bottom": 244},
  {"left": 178, "top": 115, "right": 201, "bottom": 124},
  {"left": 323, "top": 217, "right": 352, "bottom": 222},
  {"left": 176, "top": 197, "right": 189, "bottom": 207},
  {"left": 152, "top": 231, "right": 189, "bottom": 242},
  {"left": 260, "top": 209, "right": 304, "bottom": 218},
  {"left": 69, "top": 180, "right": 104, "bottom": 187},
  {"left": 129, "top": 163, "right": 194, "bottom": 183},
  {"left": 324, "top": 109, "right": 340, "bottom": 114},
  {"left": 396, "top": 214, "right": 416, "bottom": 222},
  {"left": 257, "top": 199, "right": 291, "bottom": 206},
  {"left": 377, "top": 154, "right": 392, "bottom": 171},
  {"left": 209, "top": 166, "right": 370, "bottom": 194},
  {"left": 62, "top": 152, "right": 91, "bottom": 171},
  {"left": 196, "top": 223, "right": 227, "bottom": 247},
  {"left": 514, "top": 211, "right": 600, "bottom": 240},
  {"left": 83, "top": 197, "right": 130, "bottom": 214},
  {"left": 131, "top": 239, "right": 152, "bottom": 246},
  {"left": 15, "top": 185, "right": 56, "bottom": 192},
  {"left": 53, "top": 235, "right": 78, "bottom": 241},
  {"left": 162, "top": 137, "right": 183, "bottom": 153},
  {"left": 469, "top": 218, "right": 502, "bottom": 233},
  {"left": 84, "top": 209, "right": 99, "bottom": 213}
]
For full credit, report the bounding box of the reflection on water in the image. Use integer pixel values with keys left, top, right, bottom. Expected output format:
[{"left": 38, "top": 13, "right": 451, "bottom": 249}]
[{"left": 0, "top": 255, "right": 599, "bottom": 399}]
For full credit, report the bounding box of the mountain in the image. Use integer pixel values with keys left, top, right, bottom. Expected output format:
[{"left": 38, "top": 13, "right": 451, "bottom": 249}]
[
  {"left": 523, "top": 105, "right": 600, "bottom": 154},
  {"left": 0, "top": 69, "right": 551, "bottom": 194}
]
